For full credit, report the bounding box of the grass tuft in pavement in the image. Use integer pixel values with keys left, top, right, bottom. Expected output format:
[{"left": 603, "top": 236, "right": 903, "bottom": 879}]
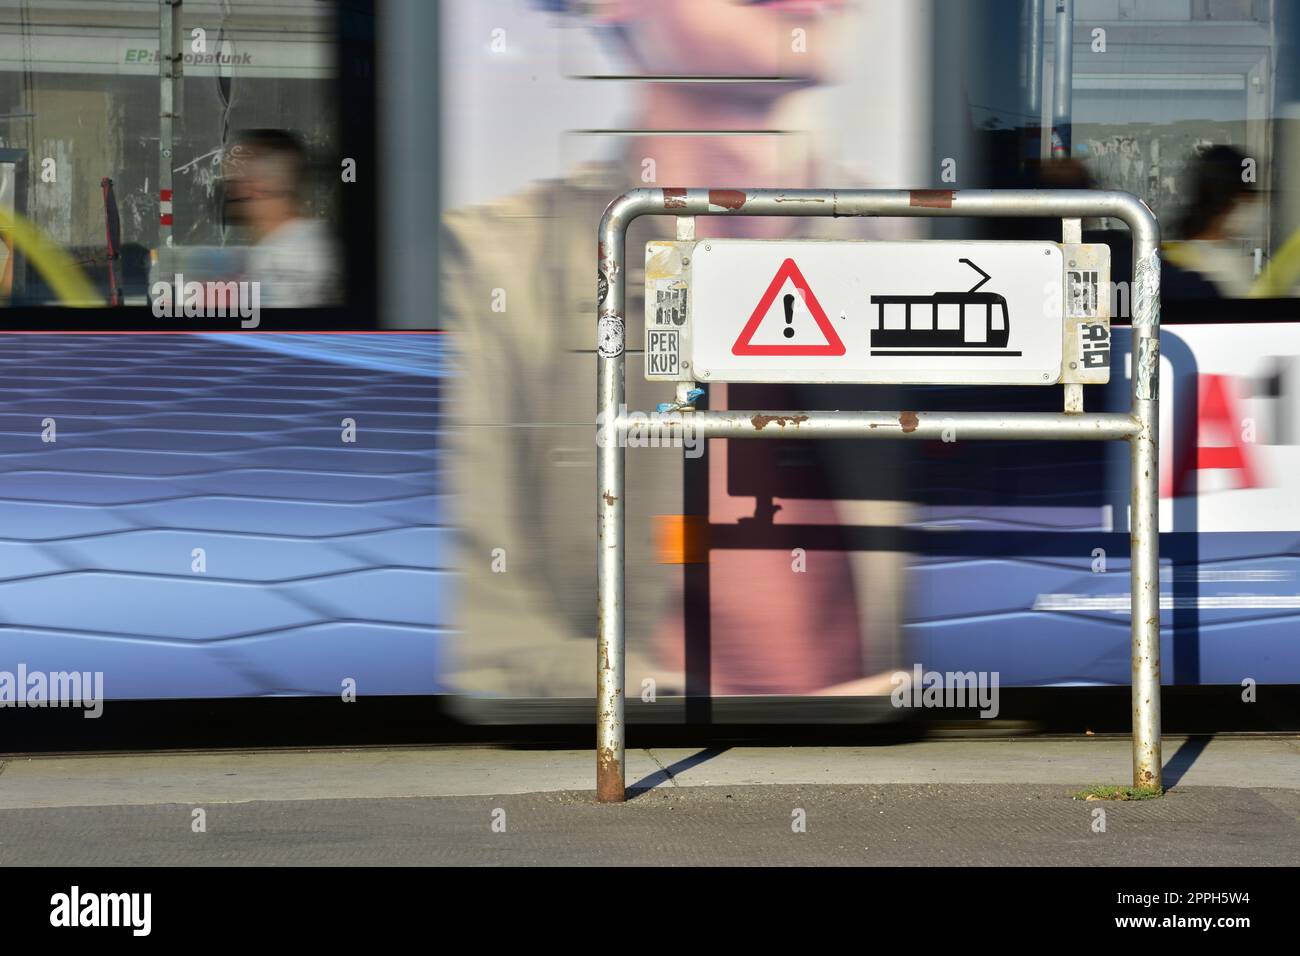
[{"left": 1072, "top": 784, "right": 1164, "bottom": 801}]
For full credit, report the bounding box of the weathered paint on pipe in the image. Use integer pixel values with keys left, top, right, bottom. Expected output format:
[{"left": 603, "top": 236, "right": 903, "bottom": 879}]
[
  {"left": 601, "top": 187, "right": 1161, "bottom": 226},
  {"left": 628, "top": 410, "right": 1140, "bottom": 442},
  {"left": 596, "top": 209, "right": 627, "bottom": 803},
  {"left": 597, "top": 188, "right": 1162, "bottom": 802}
]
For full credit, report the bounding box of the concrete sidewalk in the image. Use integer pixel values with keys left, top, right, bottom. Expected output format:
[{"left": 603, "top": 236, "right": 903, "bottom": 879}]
[
  {"left": 1, "top": 736, "right": 1296, "bottom": 807},
  {"left": 1, "top": 737, "right": 1296, "bottom": 865}
]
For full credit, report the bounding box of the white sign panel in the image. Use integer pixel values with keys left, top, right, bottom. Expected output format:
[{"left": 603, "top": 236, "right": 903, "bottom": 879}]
[{"left": 689, "top": 240, "right": 1066, "bottom": 385}]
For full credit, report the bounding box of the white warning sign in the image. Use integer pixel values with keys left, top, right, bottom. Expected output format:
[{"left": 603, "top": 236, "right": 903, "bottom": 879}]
[{"left": 689, "top": 240, "right": 1067, "bottom": 385}]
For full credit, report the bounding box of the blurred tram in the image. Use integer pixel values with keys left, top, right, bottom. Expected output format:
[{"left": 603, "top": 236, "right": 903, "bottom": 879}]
[{"left": 1, "top": 0, "right": 1299, "bottom": 736}]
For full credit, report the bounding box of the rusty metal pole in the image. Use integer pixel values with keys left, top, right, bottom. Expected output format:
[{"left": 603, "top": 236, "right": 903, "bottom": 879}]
[
  {"left": 1129, "top": 227, "right": 1163, "bottom": 790},
  {"left": 596, "top": 195, "right": 636, "bottom": 802}
]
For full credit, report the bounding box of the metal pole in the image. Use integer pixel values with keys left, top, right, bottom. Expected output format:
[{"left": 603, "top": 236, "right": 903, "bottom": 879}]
[
  {"left": 1027, "top": 0, "right": 1044, "bottom": 119},
  {"left": 1052, "top": 0, "right": 1074, "bottom": 158},
  {"left": 379, "top": 0, "right": 440, "bottom": 327},
  {"left": 638, "top": 410, "right": 1137, "bottom": 442},
  {"left": 596, "top": 187, "right": 1162, "bottom": 801},
  {"left": 158, "top": 0, "right": 183, "bottom": 279},
  {"left": 596, "top": 205, "right": 627, "bottom": 803},
  {"left": 1130, "top": 218, "right": 1163, "bottom": 790}
]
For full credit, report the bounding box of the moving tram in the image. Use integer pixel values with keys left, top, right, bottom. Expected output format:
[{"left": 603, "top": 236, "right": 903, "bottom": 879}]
[{"left": 2, "top": 1, "right": 1299, "bottom": 744}]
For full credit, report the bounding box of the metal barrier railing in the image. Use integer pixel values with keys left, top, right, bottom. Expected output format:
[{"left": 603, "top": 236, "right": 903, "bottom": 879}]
[{"left": 596, "top": 188, "right": 1162, "bottom": 802}]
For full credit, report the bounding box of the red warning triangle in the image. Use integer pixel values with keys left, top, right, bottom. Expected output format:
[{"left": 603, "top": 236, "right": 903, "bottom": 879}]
[{"left": 732, "top": 258, "right": 846, "bottom": 356}]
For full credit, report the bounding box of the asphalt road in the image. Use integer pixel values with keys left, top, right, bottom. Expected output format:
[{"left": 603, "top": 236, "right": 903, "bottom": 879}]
[
  {"left": 1, "top": 784, "right": 1297, "bottom": 866},
  {"left": 2, "top": 738, "right": 1297, "bottom": 865}
]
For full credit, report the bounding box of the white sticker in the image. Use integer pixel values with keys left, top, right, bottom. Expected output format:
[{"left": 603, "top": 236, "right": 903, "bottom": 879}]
[
  {"left": 1135, "top": 336, "right": 1159, "bottom": 401},
  {"left": 1067, "top": 268, "right": 1100, "bottom": 317},
  {"left": 1077, "top": 322, "right": 1110, "bottom": 371},
  {"left": 646, "top": 328, "right": 680, "bottom": 375},
  {"left": 597, "top": 314, "right": 625, "bottom": 358},
  {"left": 653, "top": 281, "right": 688, "bottom": 327},
  {"left": 1132, "top": 248, "right": 1161, "bottom": 330}
]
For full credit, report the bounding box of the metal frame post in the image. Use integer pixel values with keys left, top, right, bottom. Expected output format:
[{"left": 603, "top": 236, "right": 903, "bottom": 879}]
[
  {"left": 597, "top": 188, "right": 1162, "bottom": 802},
  {"left": 158, "top": 0, "right": 183, "bottom": 279},
  {"left": 1052, "top": 0, "right": 1074, "bottom": 157},
  {"left": 1027, "top": 0, "right": 1044, "bottom": 122}
]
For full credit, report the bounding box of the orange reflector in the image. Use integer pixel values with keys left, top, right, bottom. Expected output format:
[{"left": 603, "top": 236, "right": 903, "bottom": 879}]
[{"left": 654, "top": 514, "right": 709, "bottom": 564}]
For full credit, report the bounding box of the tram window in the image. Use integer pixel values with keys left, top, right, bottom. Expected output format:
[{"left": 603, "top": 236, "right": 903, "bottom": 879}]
[
  {"left": 937, "top": 303, "right": 960, "bottom": 330},
  {"left": 883, "top": 303, "right": 907, "bottom": 329},
  {"left": 0, "top": 0, "right": 353, "bottom": 312},
  {"left": 911, "top": 303, "right": 933, "bottom": 330},
  {"left": 992, "top": 306, "right": 1005, "bottom": 331},
  {"left": 946, "top": 0, "right": 1300, "bottom": 301}
]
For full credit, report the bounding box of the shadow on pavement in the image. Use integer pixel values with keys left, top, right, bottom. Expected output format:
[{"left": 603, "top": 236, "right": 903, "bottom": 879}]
[
  {"left": 629, "top": 747, "right": 730, "bottom": 797},
  {"left": 1163, "top": 733, "right": 1214, "bottom": 788}
]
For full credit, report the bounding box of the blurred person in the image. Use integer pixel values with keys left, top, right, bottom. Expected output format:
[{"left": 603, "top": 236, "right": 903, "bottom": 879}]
[
  {"left": 443, "top": 0, "right": 908, "bottom": 700},
  {"left": 223, "top": 129, "right": 341, "bottom": 307},
  {"left": 1163, "top": 145, "right": 1262, "bottom": 299}
]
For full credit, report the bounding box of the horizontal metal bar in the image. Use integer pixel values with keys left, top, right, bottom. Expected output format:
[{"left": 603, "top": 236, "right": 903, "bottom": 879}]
[
  {"left": 618, "top": 410, "right": 1140, "bottom": 441},
  {"left": 604, "top": 188, "right": 1159, "bottom": 250}
]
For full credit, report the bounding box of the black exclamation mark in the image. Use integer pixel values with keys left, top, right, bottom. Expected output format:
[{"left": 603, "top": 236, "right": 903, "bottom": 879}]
[{"left": 783, "top": 293, "right": 795, "bottom": 338}]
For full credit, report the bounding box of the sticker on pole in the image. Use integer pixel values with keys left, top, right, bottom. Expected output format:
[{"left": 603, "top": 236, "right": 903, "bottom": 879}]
[{"left": 687, "top": 240, "right": 1070, "bottom": 386}]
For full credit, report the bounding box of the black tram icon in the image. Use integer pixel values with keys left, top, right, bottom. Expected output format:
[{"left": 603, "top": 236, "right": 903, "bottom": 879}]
[{"left": 869, "top": 258, "right": 1020, "bottom": 357}]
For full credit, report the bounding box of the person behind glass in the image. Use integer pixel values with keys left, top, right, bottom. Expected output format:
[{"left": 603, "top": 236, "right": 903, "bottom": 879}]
[
  {"left": 1164, "top": 145, "right": 1263, "bottom": 300},
  {"left": 223, "top": 129, "right": 341, "bottom": 307}
]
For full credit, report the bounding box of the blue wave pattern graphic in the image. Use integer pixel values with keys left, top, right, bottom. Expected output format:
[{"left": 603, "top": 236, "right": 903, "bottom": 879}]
[
  {"left": 909, "top": 545, "right": 1300, "bottom": 686},
  {"left": 901, "top": 329, "right": 1300, "bottom": 686},
  {"left": 0, "top": 334, "right": 447, "bottom": 699}
]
